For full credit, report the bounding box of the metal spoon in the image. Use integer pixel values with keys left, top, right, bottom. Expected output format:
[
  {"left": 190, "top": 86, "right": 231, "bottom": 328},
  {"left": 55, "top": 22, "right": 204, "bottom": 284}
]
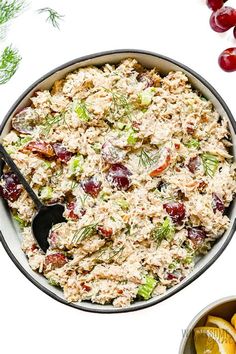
[{"left": 0, "top": 144, "right": 66, "bottom": 253}]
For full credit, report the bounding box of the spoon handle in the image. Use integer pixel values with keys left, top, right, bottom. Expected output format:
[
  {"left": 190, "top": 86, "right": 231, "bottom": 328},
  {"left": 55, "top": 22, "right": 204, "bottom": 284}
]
[{"left": 0, "top": 144, "right": 43, "bottom": 210}]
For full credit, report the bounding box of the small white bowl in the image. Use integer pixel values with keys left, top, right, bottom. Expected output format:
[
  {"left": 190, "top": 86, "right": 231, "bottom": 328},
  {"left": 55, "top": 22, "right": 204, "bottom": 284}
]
[
  {"left": 179, "top": 296, "right": 236, "bottom": 353},
  {"left": 1, "top": 49, "right": 236, "bottom": 313}
]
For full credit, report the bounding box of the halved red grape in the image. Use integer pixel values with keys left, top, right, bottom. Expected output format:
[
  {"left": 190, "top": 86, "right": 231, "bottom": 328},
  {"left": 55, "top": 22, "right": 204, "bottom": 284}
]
[
  {"left": 25, "top": 141, "right": 55, "bottom": 157},
  {"left": 106, "top": 163, "right": 132, "bottom": 191},
  {"left": 207, "top": 0, "right": 226, "bottom": 11},
  {"left": 187, "top": 156, "right": 201, "bottom": 173},
  {"left": 210, "top": 12, "right": 229, "bottom": 32},
  {"left": 212, "top": 193, "right": 225, "bottom": 213},
  {"left": 53, "top": 143, "right": 73, "bottom": 163},
  {"left": 166, "top": 273, "right": 177, "bottom": 280},
  {"left": 97, "top": 226, "right": 113, "bottom": 238},
  {"left": 66, "top": 201, "right": 79, "bottom": 220},
  {"left": 163, "top": 202, "right": 186, "bottom": 224},
  {"left": 11, "top": 108, "right": 37, "bottom": 134},
  {"left": 44, "top": 253, "right": 68, "bottom": 270},
  {"left": 234, "top": 26, "right": 236, "bottom": 39},
  {"left": 215, "top": 6, "right": 236, "bottom": 29},
  {"left": 101, "top": 141, "right": 125, "bottom": 164},
  {"left": 137, "top": 72, "right": 154, "bottom": 88},
  {"left": 81, "top": 177, "right": 102, "bottom": 197},
  {"left": 0, "top": 172, "right": 22, "bottom": 202},
  {"left": 187, "top": 227, "right": 206, "bottom": 247},
  {"left": 218, "top": 48, "right": 236, "bottom": 72}
]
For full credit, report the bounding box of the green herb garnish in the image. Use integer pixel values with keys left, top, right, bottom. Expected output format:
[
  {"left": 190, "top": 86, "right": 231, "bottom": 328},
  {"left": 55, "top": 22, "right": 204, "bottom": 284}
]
[
  {"left": 201, "top": 153, "right": 219, "bottom": 178},
  {"left": 74, "top": 100, "right": 91, "bottom": 122},
  {"left": 37, "top": 7, "right": 64, "bottom": 29},
  {"left": 41, "top": 113, "right": 66, "bottom": 135},
  {"left": 138, "top": 149, "right": 158, "bottom": 167},
  {"left": 186, "top": 139, "right": 200, "bottom": 149},
  {"left": 0, "top": 45, "right": 21, "bottom": 84},
  {"left": 152, "top": 217, "right": 175, "bottom": 245},
  {"left": 137, "top": 276, "right": 157, "bottom": 300},
  {"left": 105, "top": 88, "right": 133, "bottom": 119},
  {"left": 72, "top": 223, "right": 98, "bottom": 244},
  {"left": 0, "top": 0, "right": 26, "bottom": 26}
]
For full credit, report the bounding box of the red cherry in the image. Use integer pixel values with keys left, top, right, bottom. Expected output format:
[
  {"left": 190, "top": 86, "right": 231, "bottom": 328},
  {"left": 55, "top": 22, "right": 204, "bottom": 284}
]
[{"left": 218, "top": 48, "right": 236, "bottom": 72}]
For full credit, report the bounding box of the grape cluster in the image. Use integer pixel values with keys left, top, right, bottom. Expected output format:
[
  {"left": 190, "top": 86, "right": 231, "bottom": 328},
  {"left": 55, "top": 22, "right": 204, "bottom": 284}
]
[{"left": 207, "top": 0, "right": 236, "bottom": 71}]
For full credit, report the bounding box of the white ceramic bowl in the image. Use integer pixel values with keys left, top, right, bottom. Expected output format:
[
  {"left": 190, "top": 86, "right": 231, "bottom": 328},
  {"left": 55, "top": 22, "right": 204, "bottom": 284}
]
[
  {"left": 179, "top": 296, "right": 236, "bottom": 354},
  {"left": 0, "top": 49, "right": 236, "bottom": 313}
]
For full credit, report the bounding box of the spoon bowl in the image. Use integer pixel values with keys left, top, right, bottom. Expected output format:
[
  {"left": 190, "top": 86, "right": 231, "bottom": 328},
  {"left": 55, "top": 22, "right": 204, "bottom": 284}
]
[
  {"left": 0, "top": 143, "right": 67, "bottom": 252},
  {"left": 32, "top": 204, "right": 66, "bottom": 253}
]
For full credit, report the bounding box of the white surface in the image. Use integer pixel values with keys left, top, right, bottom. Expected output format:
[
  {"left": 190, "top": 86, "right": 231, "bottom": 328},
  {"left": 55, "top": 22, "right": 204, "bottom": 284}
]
[{"left": 0, "top": 0, "right": 236, "bottom": 353}]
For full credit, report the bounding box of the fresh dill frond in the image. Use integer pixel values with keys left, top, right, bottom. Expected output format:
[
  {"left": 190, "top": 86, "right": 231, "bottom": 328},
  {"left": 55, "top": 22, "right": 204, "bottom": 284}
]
[
  {"left": 78, "top": 194, "right": 88, "bottom": 208},
  {"left": 138, "top": 149, "right": 158, "bottom": 167},
  {"left": 40, "top": 113, "right": 66, "bottom": 135},
  {"left": 37, "top": 7, "right": 64, "bottom": 29},
  {"left": 201, "top": 153, "right": 219, "bottom": 178},
  {"left": 105, "top": 88, "right": 133, "bottom": 120},
  {"left": 0, "top": 45, "right": 21, "bottom": 84},
  {"left": 186, "top": 139, "right": 200, "bottom": 149},
  {"left": 74, "top": 100, "right": 91, "bottom": 122},
  {"left": 72, "top": 223, "right": 98, "bottom": 244},
  {"left": 152, "top": 217, "right": 175, "bottom": 246},
  {"left": 0, "top": 0, "right": 26, "bottom": 26}
]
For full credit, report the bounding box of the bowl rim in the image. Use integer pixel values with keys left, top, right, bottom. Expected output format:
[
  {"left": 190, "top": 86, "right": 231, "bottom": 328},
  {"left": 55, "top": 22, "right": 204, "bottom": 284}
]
[
  {"left": 0, "top": 48, "right": 236, "bottom": 314},
  {"left": 178, "top": 295, "right": 236, "bottom": 353}
]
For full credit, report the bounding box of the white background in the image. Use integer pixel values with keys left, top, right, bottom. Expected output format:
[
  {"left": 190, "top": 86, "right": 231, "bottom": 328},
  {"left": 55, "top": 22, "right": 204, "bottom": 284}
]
[{"left": 0, "top": 0, "right": 236, "bottom": 353}]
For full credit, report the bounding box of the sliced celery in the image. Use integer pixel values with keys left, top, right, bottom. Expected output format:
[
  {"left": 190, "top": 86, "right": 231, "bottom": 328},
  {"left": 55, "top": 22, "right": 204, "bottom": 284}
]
[
  {"left": 137, "top": 276, "right": 157, "bottom": 300},
  {"left": 117, "top": 198, "right": 129, "bottom": 210},
  {"left": 68, "top": 155, "right": 84, "bottom": 176},
  {"left": 139, "top": 88, "right": 156, "bottom": 106},
  {"left": 40, "top": 186, "right": 53, "bottom": 200}
]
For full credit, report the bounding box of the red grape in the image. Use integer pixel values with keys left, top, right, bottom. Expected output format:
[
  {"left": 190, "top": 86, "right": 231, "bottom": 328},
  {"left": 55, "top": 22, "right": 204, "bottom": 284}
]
[
  {"left": 101, "top": 141, "right": 124, "bottom": 164},
  {"left": 81, "top": 177, "right": 102, "bottom": 197},
  {"left": 207, "top": 0, "right": 225, "bottom": 11},
  {"left": 44, "top": 253, "right": 68, "bottom": 270},
  {"left": 187, "top": 227, "right": 206, "bottom": 247},
  {"left": 66, "top": 201, "right": 79, "bottom": 220},
  {"left": 0, "top": 172, "right": 22, "bottom": 202},
  {"left": 163, "top": 202, "right": 186, "bottom": 224},
  {"left": 218, "top": 47, "right": 236, "bottom": 72},
  {"left": 215, "top": 7, "right": 236, "bottom": 29},
  {"left": 187, "top": 156, "right": 201, "bottom": 174},
  {"left": 106, "top": 163, "right": 132, "bottom": 191},
  {"left": 210, "top": 12, "right": 229, "bottom": 32},
  {"left": 53, "top": 143, "right": 73, "bottom": 163},
  {"left": 234, "top": 26, "right": 236, "bottom": 38},
  {"left": 212, "top": 193, "right": 225, "bottom": 213},
  {"left": 97, "top": 226, "right": 113, "bottom": 238}
]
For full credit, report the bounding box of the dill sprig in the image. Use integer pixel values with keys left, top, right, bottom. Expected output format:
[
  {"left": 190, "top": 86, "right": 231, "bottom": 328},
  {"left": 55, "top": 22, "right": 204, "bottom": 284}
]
[
  {"left": 37, "top": 7, "right": 64, "bottom": 29},
  {"left": 0, "top": 0, "right": 26, "bottom": 26},
  {"left": 40, "top": 113, "right": 66, "bottom": 135},
  {"left": 72, "top": 223, "right": 98, "bottom": 244},
  {"left": 0, "top": 45, "right": 21, "bottom": 84},
  {"left": 201, "top": 153, "right": 219, "bottom": 178},
  {"left": 138, "top": 149, "right": 158, "bottom": 167},
  {"left": 105, "top": 88, "right": 133, "bottom": 119},
  {"left": 152, "top": 217, "right": 175, "bottom": 246}
]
